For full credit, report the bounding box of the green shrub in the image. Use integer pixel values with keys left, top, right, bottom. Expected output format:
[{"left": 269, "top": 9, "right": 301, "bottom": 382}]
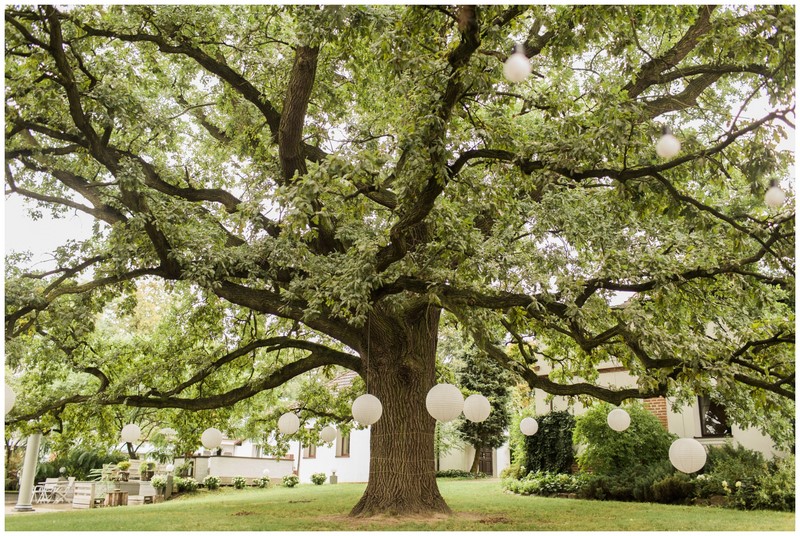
[
  {"left": 705, "top": 443, "right": 768, "bottom": 486},
  {"left": 203, "top": 475, "right": 220, "bottom": 490},
  {"left": 573, "top": 402, "right": 675, "bottom": 476},
  {"left": 523, "top": 411, "right": 575, "bottom": 474},
  {"left": 503, "top": 471, "right": 586, "bottom": 496},
  {"left": 175, "top": 477, "right": 198, "bottom": 492},
  {"left": 751, "top": 455, "right": 795, "bottom": 512},
  {"left": 499, "top": 463, "right": 525, "bottom": 480},
  {"left": 310, "top": 473, "right": 326, "bottom": 485},
  {"left": 256, "top": 476, "right": 271, "bottom": 488},
  {"left": 702, "top": 443, "right": 794, "bottom": 511},
  {"left": 282, "top": 474, "right": 300, "bottom": 488},
  {"left": 578, "top": 461, "right": 675, "bottom": 503},
  {"left": 150, "top": 475, "right": 168, "bottom": 491},
  {"left": 35, "top": 447, "right": 125, "bottom": 482},
  {"left": 693, "top": 473, "right": 727, "bottom": 498},
  {"left": 651, "top": 473, "right": 695, "bottom": 504},
  {"left": 435, "top": 469, "right": 488, "bottom": 479},
  {"left": 232, "top": 476, "right": 247, "bottom": 489}
]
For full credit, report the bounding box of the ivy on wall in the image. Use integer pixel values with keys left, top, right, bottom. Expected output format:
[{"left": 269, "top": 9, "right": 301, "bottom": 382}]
[{"left": 523, "top": 411, "right": 575, "bottom": 475}]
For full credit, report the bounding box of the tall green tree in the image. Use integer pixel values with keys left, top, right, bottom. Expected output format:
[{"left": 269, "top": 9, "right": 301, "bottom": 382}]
[
  {"left": 456, "top": 348, "right": 511, "bottom": 473},
  {"left": 5, "top": 5, "right": 794, "bottom": 516}
]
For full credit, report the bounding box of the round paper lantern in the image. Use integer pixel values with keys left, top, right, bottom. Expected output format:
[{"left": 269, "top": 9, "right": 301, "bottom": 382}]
[
  {"left": 519, "top": 417, "right": 539, "bottom": 436},
  {"left": 120, "top": 423, "right": 141, "bottom": 444},
  {"left": 262, "top": 468, "right": 271, "bottom": 477},
  {"left": 463, "top": 394, "right": 491, "bottom": 423},
  {"left": 278, "top": 412, "right": 300, "bottom": 435},
  {"left": 352, "top": 394, "right": 382, "bottom": 426},
  {"left": 765, "top": 184, "right": 786, "bottom": 208},
  {"left": 503, "top": 49, "right": 532, "bottom": 83},
  {"left": 656, "top": 131, "right": 681, "bottom": 159},
  {"left": 59, "top": 467, "right": 66, "bottom": 475},
  {"left": 319, "top": 425, "right": 337, "bottom": 443},
  {"left": 165, "top": 464, "right": 174, "bottom": 472},
  {"left": 201, "top": 427, "right": 223, "bottom": 449},
  {"left": 426, "top": 383, "right": 464, "bottom": 422},
  {"left": 607, "top": 408, "right": 631, "bottom": 432},
  {"left": 669, "top": 438, "right": 707, "bottom": 473},
  {"left": 5, "top": 383, "right": 16, "bottom": 415}
]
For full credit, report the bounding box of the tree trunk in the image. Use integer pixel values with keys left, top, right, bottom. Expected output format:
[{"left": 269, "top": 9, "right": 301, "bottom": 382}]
[
  {"left": 350, "top": 304, "right": 450, "bottom": 517},
  {"left": 470, "top": 446, "right": 481, "bottom": 474}
]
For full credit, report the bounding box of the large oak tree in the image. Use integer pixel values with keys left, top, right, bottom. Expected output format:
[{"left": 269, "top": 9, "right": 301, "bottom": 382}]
[{"left": 5, "top": 5, "right": 794, "bottom": 516}]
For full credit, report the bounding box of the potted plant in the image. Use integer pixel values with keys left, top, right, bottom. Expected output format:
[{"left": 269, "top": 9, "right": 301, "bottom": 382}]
[
  {"left": 139, "top": 460, "right": 156, "bottom": 481},
  {"left": 151, "top": 474, "right": 168, "bottom": 495},
  {"left": 117, "top": 460, "right": 131, "bottom": 482}
]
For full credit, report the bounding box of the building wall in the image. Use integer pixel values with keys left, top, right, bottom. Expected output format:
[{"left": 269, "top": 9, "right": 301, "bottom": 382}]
[
  {"left": 438, "top": 440, "right": 510, "bottom": 477},
  {"left": 174, "top": 454, "right": 294, "bottom": 484},
  {"left": 291, "top": 427, "right": 371, "bottom": 484},
  {"left": 531, "top": 362, "right": 781, "bottom": 459}
]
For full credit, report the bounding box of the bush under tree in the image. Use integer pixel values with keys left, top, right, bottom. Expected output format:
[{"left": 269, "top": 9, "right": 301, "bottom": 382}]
[{"left": 573, "top": 402, "right": 675, "bottom": 475}]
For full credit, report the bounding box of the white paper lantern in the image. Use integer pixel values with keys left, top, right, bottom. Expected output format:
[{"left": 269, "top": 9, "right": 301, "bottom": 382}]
[
  {"left": 5, "top": 383, "right": 16, "bottom": 415},
  {"left": 669, "top": 438, "right": 707, "bottom": 473},
  {"left": 656, "top": 132, "right": 681, "bottom": 159},
  {"left": 262, "top": 468, "right": 271, "bottom": 477},
  {"left": 463, "top": 394, "right": 491, "bottom": 423},
  {"left": 278, "top": 412, "right": 300, "bottom": 435},
  {"left": 520, "top": 417, "right": 539, "bottom": 436},
  {"left": 319, "top": 425, "right": 337, "bottom": 443},
  {"left": 165, "top": 464, "right": 174, "bottom": 472},
  {"left": 765, "top": 185, "right": 786, "bottom": 208},
  {"left": 352, "top": 394, "right": 382, "bottom": 426},
  {"left": 120, "top": 423, "right": 141, "bottom": 444},
  {"left": 201, "top": 427, "right": 223, "bottom": 449},
  {"left": 426, "top": 383, "right": 464, "bottom": 422},
  {"left": 607, "top": 408, "right": 631, "bottom": 432},
  {"left": 503, "top": 49, "right": 532, "bottom": 83}
]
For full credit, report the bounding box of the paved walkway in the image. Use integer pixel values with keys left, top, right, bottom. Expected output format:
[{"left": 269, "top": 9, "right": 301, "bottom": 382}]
[{"left": 5, "top": 492, "right": 74, "bottom": 515}]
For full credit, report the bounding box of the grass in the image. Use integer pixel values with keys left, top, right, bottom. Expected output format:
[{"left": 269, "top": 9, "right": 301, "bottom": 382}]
[{"left": 5, "top": 479, "right": 795, "bottom": 531}]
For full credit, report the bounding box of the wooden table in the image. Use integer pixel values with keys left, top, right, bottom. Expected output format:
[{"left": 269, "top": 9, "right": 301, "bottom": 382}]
[{"left": 105, "top": 490, "right": 128, "bottom": 507}]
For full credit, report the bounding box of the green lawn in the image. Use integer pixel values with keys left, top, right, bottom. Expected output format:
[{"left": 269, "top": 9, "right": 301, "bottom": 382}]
[{"left": 5, "top": 479, "right": 795, "bottom": 531}]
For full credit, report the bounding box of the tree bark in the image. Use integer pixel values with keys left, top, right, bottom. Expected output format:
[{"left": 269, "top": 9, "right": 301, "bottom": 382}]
[
  {"left": 350, "top": 303, "right": 450, "bottom": 517},
  {"left": 470, "top": 446, "right": 481, "bottom": 474}
]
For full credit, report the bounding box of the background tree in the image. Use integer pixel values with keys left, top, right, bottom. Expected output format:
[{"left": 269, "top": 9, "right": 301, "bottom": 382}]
[
  {"left": 5, "top": 5, "right": 794, "bottom": 516},
  {"left": 456, "top": 348, "right": 511, "bottom": 473}
]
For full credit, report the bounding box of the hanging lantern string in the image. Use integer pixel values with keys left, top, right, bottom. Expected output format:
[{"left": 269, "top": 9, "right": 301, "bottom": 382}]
[{"left": 366, "top": 315, "right": 370, "bottom": 394}]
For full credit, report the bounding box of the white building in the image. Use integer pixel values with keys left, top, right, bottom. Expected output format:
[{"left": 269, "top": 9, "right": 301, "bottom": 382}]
[
  {"left": 176, "top": 425, "right": 508, "bottom": 485},
  {"left": 533, "top": 362, "right": 782, "bottom": 458}
]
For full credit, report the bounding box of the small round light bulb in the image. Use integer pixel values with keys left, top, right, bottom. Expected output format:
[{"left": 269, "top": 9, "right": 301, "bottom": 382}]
[
  {"left": 503, "top": 46, "right": 531, "bottom": 83},
  {"left": 656, "top": 127, "right": 681, "bottom": 159},
  {"left": 765, "top": 182, "right": 785, "bottom": 208}
]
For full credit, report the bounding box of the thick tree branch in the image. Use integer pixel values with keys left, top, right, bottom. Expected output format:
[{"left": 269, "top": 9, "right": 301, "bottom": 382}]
[
  {"left": 118, "top": 349, "right": 361, "bottom": 410},
  {"left": 625, "top": 5, "right": 717, "bottom": 98}
]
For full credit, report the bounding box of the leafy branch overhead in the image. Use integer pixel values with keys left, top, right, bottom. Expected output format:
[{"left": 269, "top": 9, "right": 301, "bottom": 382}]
[{"left": 4, "top": 5, "right": 794, "bottom": 448}]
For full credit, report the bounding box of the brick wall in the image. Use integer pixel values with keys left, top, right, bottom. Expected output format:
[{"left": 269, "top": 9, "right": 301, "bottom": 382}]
[{"left": 644, "top": 397, "right": 669, "bottom": 429}]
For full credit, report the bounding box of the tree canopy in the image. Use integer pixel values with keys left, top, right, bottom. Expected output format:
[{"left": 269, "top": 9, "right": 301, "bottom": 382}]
[{"left": 5, "top": 5, "right": 795, "bottom": 515}]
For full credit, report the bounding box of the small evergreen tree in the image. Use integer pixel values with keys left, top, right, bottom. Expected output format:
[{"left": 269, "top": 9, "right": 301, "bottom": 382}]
[
  {"left": 456, "top": 348, "right": 511, "bottom": 473},
  {"left": 524, "top": 411, "right": 576, "bottom": 474}
]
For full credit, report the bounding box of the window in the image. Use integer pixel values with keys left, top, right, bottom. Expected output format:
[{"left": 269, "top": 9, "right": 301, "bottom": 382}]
[
  {"left": 336, "top": 432, "right": 350, "bottom": 457},
  {"left": 302, "top": 443, "right": 317, "bottom": 458},
  {"left": 698, "top": 396, "right": 731, "bottom": 437}
]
